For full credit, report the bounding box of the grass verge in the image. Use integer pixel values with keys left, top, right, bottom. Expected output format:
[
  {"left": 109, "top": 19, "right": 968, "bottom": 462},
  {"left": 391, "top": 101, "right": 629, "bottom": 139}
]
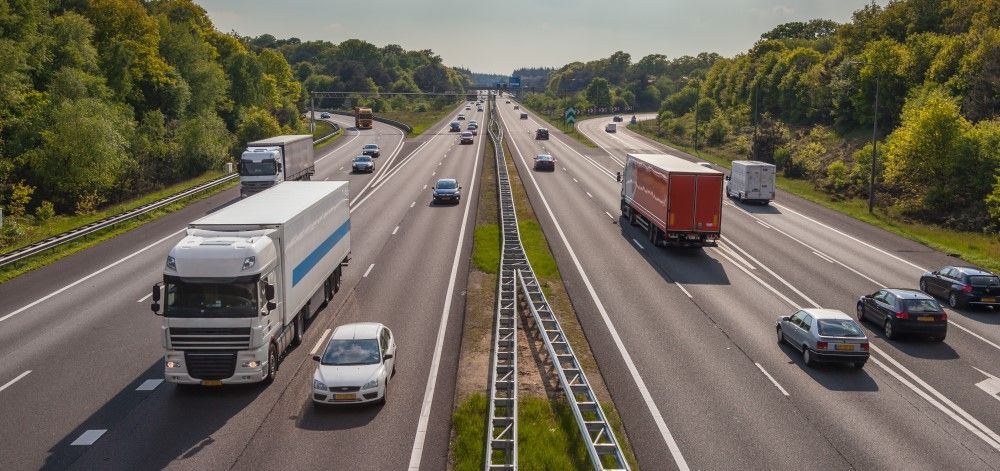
[
  {"left": 312, "top": 120, "right": 343, "bottom": 148},
  {"left": 628, "top": 120, "right": 1000, "bottom": 273},
  {"left": 380, "top": 107, "right": 460, "bottom": 137},
  {"left": 0, "top": 178, "right": 237, "bottom": 284}
]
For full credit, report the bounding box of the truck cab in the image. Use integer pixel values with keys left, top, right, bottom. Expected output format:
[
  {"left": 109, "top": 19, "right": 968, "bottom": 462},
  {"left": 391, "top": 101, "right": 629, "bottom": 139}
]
[{"left": 240, "top": 147, "right": 284, "bottom": 196}]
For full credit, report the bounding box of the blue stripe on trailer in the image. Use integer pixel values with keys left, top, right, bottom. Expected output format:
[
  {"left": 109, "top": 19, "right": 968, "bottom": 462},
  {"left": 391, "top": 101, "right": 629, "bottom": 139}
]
[{"left": 292, "top": 220, "right": 350, "bottom": 286}]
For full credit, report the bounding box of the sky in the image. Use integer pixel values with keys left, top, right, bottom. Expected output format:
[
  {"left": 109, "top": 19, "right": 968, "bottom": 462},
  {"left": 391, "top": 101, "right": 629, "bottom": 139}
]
[{"left": 199, "top": 0, "right": 877, "bottom": 73}]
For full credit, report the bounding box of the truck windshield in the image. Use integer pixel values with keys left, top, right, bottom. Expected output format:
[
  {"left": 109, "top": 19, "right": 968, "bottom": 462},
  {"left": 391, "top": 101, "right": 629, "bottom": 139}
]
[
  {"left": 360, "top": 113, "right": 373, "bottom": 119},
  {"left": 241, "top": 159, "right": 277, "bottom": 176},
  {"left": 164, "top": 279, "right": 258, "bottom": 318},
  {"left": 321, "top": 339, "right": 381, "bottom": 365}
]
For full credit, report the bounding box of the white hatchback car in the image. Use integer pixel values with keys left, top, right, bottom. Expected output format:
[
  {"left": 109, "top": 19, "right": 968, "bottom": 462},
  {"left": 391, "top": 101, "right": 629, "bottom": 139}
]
[{"left": 312, "top": 322, "right": 396, "bottom": 405}]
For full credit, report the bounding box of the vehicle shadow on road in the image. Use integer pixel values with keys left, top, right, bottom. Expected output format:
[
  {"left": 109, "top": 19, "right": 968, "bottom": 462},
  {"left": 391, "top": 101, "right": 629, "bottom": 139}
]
[
  {"left": 296, "top": 401, "right": 381, "bottom": 431},
  {"left": 951, "top": 307, "right": 1000, "bottom": 327},
  {"left": 878, "top": 338, "right": 960, "bottom": 360},
  {"left": 618, "top": 220, "right": 731, "bottom": 286},
  {"left": 776, "top": 343, "right": 880, "bottom": 392},
  {"left": 729, "top": 199, "right": 781, "bottom": 215},
  {"left": 41, "top": 361, "right": 265, "bottom": 471}
]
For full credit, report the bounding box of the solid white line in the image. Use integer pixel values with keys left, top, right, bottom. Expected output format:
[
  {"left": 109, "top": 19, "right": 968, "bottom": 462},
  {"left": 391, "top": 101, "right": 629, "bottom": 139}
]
[
  {"left": 408, "top": 113, "right": 484, "bottom": 470},
  {"left": 631, "top": 238, "right": 645, "bottom": 250},
  {"left": 70, "top": 429, "right": 107, "bottom": 446},
  {"left": 362, "top": 264, "right": 375, "bottom": 278},
  {"left": 948, "top": 320, "right": 1000, "bottom": 351},
  {"left": 316, "top": 131, "right": 360, "bottom": 164},
  {"left": 756, "top": 220, "right": 772, "bottom": 229},
  {"left": 310, "top": 328, "right": 332, "bottom": 356},
  {"left": 711, "top": 248, "right": 801, "bottom": 309},
  {"left": 497, "top": 109, "right": 690, "bottom": 470},
  {"left": 605, "top": 211, "right": 614, "bottom": 220},
  {"left": 351, "top": 139, "right": 432, "bottom": 211},
  {"left": 754, "top": 363, "right": 790, "bottom": 396},
  {"left": 0, "top": 370, "right": 31, "bottom": 393},
  {"left": 136, "top": 293, "right": 152, "bottom": 303},
  {"left": 716, "top": 243, "right": 756, "bottom": 271},
  {"left": 135, "top": 379, "right": 163, "bottom": 391},
  {"left": 409, "top": 201, "right": 416, "bottom": 208},
  {"left": 812, "top": 251, "right": 836, "bottom": 264},
  {"left": 675, "top": 282, "right": 693, "bottom": 299},
  {"left": 392, "top": 226, "right": 400, "bottom": 235},
  {"left": 0, "top": 229, "right": 186, "bottom": 324}
]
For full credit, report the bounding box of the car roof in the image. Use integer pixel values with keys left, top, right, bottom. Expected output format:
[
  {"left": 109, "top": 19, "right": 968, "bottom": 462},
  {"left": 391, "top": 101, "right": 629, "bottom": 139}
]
[
  {"left": 436, "top": 178, "right": 457, "bottom": 185},
  {"left": 800, "top": 308, "right": 852, "bottom": 320},
  {"left": 331, "top": 322, "right": 383, "bottom": 340},
  {"left": 952, "top": 266, "right": 996, "bottom": 276},
  {"left": 461, "top": 131, "right": 473, "bottom": 135},
  {"left": 883, "top": 288, "right": 935, "bottom": 300}
]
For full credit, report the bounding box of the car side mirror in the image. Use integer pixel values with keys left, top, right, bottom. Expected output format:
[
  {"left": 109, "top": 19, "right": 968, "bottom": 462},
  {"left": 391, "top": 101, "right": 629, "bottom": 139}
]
[
  {"left": 312, "top": 355, "right": 321, "bottom": 362},
  {"left": 383, "top": 354, "right": 394, "bottom": 360},
  {"left": 265, "top": 283, "right": 275, "bottom": 301},
  {"left": 267, "top": 301, "right": 277, "bottom": 311},
  {"left": 780, "top": 316, "right": 790, "bottom": 321}
]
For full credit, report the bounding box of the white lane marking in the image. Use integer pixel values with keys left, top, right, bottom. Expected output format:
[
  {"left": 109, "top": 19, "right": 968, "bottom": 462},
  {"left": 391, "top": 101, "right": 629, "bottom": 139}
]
[
  {"left": 771, "top": 202, "right": 927, "bottom": 273},
  {"left": 310, "top": 329, "right": 332, "bottom": 356},
  {"left": 562, "top": 167, "right": 567, "bottom": 171},
  {"left": 339, "top": 166, "right": 344, "bottom": 171},
  {"left": 432, "top": 172, "right": 436, "bottom": 176},
  {"left": 573, "top": 178, "right": 579, "bottom": 183},
  {"left": 363, "top": 264, "right": 375, "bottom": 278},
  {"left": 631, "top": 239, "right": 644, "bottom": 250},
  {"left": 351, "top": 139, "right": 432, "bottom": 211},
  {"left": 675, "top": 282, "right": 693, "bottom": 299},
  {"left": 721, "top": 236, "right": 819, "bottom": 307},
  {"left": 586, "top": 192, "right": 593, "bottom": 199},
  {"left": 408, "top": 114, "right": 484, "bottom": 470},
  {"left": 948, "top": 321, "right": 1000, "bottom": 351},
  {"left": 316, "top": 131, "right": 361, "bottom": 163},
  {"left": 755, "top": 363, "right": 790, "bottom": 396},
  {"left": 136, "top": 293, "right": 152, "bottom": 303},
  {"left": 0, "top": 370, "right": 31, "bottom": 393},
  {"left": 0, "top": 229, "right": 186, "bottom": 324},
  {"left": 605, "top": 211, "right": 615, "bottom": 220},
  {"left": 410, "top": 201, "right": 416, "bottom": 208},
  {"left": 392, "top": 226, "right": 400, "bottom": 235},
  {"left": 756, "top": 220, "right": 772, "bottom": 229},
  {"left": 70, "top": 429, "right": 107, "bottom": 446},
  {"left": 422, "top": 184, "right": 428, "bottom": 190},
  {"left": 497, "top": 109, "right": 690, "bottom": 470},
  {"left": 711, "top": 248, "right": 801, "bottom": 308},
  {"left": 716, "top": 243, "right": 756, "bottom": 271},
  {"left": 135, "top": 379, "right": 163, "bottom": 391},
  {"left": 812, "top": 251, "right": 836, "bottom": 264},
  {"left": 972, "top": 368, "right": 1000, "bottom": 403}
]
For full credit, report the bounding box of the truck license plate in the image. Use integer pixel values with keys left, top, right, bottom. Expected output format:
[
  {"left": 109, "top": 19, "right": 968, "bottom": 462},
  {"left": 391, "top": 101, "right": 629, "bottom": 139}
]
[{"left": 201, "top": 380, "right": 223, "bottom": 386}]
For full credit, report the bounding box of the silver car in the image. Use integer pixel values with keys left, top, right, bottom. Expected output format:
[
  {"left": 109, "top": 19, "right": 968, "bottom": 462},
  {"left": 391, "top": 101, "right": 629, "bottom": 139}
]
[{"left": 776, "top": 308, "right": 869, "bottom": 368}]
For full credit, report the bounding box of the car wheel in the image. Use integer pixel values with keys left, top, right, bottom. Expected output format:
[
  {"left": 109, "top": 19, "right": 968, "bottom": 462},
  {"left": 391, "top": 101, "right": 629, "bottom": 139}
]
[
  {"left": 948, "top": 292, "right": 964, "bottom": 309},
  {"left": 919, "top": 279, "right": 928, "bottom": 293},
  {"left": 884, "top": 319, "right": 897, "bottom": 340},
  {"left": 802, "top": 348, "right": 815, "bottom": 367},
  {"left": 776, "top": 327, "right": 785, "bottom": 345},
  {"left": 856, "top": 303, "right": 866, "bottom": 322},
  {"left": 263, "top": 345, "right": 277, "bottom": 384}
]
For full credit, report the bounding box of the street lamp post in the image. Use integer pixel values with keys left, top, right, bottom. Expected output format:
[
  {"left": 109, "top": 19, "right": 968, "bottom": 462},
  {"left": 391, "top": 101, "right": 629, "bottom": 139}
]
[{"left": 848, "top": 60, "right": 880, "bottom": 213}]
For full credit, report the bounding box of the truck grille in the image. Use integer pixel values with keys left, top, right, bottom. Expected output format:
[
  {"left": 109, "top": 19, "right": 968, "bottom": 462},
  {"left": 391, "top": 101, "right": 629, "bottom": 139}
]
[
  {"left": 241, "top": 181, "right": 274, "bottom": 193},
  {"left": 169, "top": 327, "right": 251, "bottom": 350},
  {"left": 184, "top": 351, "right": 237, "bottom": 380}
]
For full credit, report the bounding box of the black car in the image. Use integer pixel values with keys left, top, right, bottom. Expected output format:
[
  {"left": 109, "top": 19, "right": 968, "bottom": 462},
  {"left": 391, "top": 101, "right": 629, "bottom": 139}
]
[
  {"left": 534, "top": 154, "right": 554, "bottom": 171},
  {"left": 432, "top": 178, "right": 461, "bottom": 204},
  {"left": 449, "top": 121, "right": 461, "bottom": 132},
  {"left": 362, "top": 143, "right": 380, "bottom": 158},
  {"left": 613, "top": 115, "right": 623, "bottom": 122},
  {"left": 920, "top": 266, "right": 999, "bottom": 309},
  {"left": 857, "top": 288, "right": 947, "bottom": 341},
  {"left": 535, "top": 128, "right": 549, "bottom": 140},
  {"left": 351, "top": 155, "right": 375, "bottom": 173},
  {"left": 520, "top": 113, "right": 528, "bottom": 120}
]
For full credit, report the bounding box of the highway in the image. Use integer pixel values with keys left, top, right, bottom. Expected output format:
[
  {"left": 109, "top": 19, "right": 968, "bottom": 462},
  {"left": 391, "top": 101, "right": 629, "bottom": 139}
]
[
  {"left": 0, "top": 102, "right": 485, "bottom": 470},
  {"left": 496, "top": 102, "right": 1000, "bottom": 469}
]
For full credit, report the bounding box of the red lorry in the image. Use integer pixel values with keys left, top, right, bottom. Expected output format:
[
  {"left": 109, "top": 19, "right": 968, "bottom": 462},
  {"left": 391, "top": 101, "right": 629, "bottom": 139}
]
[{"left": 620, "top": 153, "right": 723, "bottom": 247}]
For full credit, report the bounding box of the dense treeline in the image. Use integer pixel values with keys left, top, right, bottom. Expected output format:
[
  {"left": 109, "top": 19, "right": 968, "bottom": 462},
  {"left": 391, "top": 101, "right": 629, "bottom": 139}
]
[{"left": 249, "top": 34, "right": 469, "bottom": 112}]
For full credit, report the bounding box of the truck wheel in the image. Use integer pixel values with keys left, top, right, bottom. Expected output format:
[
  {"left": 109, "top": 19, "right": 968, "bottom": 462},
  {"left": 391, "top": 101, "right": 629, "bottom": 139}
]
[
  {"left": 291, "top": 314, "right": 304, "bottom": 347},
  {"left": 324, "top": 277, "right": 334, "bottom": 303},
  {"left": 263, "top": 345, "right": 277, "bottom": 384}
]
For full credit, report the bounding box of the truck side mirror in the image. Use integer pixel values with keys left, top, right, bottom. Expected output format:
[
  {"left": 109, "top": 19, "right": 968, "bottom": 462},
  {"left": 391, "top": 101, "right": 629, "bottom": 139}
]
[
  {"left": 265, "top": 283, "right": 275, "bottom": 301},
  {"left": 616, "top": 172, "right": 622, "bottom": 183},
  {"left": 725, "top": 175, "right": 731, "bottom": 181},
  {"left": 151, "top": 303, "right": 161, "bottom": 315},
  {"left": 267, "top": 301, "right": 277, "bottom": 311},
  {"left": 151, "top": 284, "right": 161, "bottom": 302}
]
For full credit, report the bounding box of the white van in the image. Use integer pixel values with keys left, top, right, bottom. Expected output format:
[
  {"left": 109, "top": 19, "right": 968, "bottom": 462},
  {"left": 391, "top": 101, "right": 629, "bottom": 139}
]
[
  {"left": 605, "top": 122, "right": 617, "bottom": 133},
  {"left": 726, "top": 160, "right": 776, "bottom": 204}
]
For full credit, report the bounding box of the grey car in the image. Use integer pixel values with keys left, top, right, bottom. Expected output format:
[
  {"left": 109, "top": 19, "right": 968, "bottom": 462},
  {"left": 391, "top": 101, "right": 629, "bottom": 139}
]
[
  {"left": 351, "top": 155, "right": 374, "bottom": 173},
  {"left": 432, "top": 178, "right": 461, "bottom": 204},
  {"left": 777, "top": 308, "right": 869, "bottom": 368}
]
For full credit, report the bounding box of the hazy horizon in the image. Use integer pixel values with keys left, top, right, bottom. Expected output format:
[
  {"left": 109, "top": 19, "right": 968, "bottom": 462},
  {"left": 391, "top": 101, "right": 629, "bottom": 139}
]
[{"left": 199, "top": 0, "right": 878, "bottom": 74}]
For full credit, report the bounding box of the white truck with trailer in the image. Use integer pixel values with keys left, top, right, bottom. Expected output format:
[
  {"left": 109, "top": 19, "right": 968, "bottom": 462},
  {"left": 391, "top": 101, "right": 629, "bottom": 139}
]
[
  {"left": 726, "top": 160, "right": 776, "bottom": 204},
  {"left": 150, "top": 181, "right": 350, "bottom": 386},
  {"left": 239, "top": 134, "right": 315, "bottom": 197}
]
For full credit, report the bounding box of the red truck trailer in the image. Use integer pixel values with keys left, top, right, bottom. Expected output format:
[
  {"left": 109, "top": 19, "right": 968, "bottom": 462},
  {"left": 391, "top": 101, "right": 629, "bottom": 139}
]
[{"left": 620, "top": 153, "right": 723, "bottom": 247}]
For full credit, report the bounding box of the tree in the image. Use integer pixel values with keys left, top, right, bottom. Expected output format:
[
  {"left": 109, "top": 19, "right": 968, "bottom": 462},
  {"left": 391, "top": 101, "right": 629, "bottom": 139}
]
[
  {"left": 177, "top": 111, "right": 232, "bottom": 176},
  {"left": 585, "top": 77, "right": 613, "bottom": 109},
  {"left": 236, "top": 106, "right": 281, "bottom": 147}
]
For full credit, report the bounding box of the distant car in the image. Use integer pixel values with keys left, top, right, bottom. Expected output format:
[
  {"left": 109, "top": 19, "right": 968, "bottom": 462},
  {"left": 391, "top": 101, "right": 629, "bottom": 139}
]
[
  {"left": 432, "top": 178, "right": 461, "bottom": 204},
  {"left": 857, "top": 288, "right": 947, "bottom": 341},
  {"left": 519, "top": 113, "right": 528, "bottom": 120},
  {"left": 920, "top": 266, "right": 1000, "bottom": 309},
  {"left": 465, "top": 106, "right": 471, "bottom": 110},
  {"left": 469, "top": 127, "right": 478, "bottom": 135},
  {"left": 361, "top": 143, "right": 380, "bottom": 158},
  {"left": 478, "top": 107, "right": 484, "bottom": 112},
  {"left": 535, "top": 128, "right": 549, "bottom": 140},
  {"left": 312, "top": 322, "right": 396, "bottom": 406},
  {"left": 505, "top": 100, "right": 511, "bottom": 104},
  {"left": 460, "top": 131, "right": 474, "bottom": 144},
  {"left": 534, "top": 154, "right": 555, "bottom": 171},
  {"left": 777, "top": 308, "right": 869, "bottom": 368},
  {"left": 613, "top": 115, "right": 623, "bottom": 122},
  {"left": 351, "top": 155, "right": 375, "bottom": 173},
  {"left": 605, "top": 123, "right": 617, "bottom": 133},
  {"left": 320, "top": 112, "right": 332, "bottom": 119},
  {"left": 450, "top": 121, "right": 462, "bottom": 132},
  {"left": 457, "top": 113, "right": 466, "bottom": 120},
  {"left": 513, "top": 105, "right": 520, "bottom": 110},
  {"left": 468, "top": 120, "right": 478, "bottom": 127}
]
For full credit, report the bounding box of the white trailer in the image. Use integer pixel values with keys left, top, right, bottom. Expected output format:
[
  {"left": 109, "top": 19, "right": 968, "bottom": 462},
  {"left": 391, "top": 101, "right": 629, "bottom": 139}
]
[
  {"left": 151, "top": 181, "right": 350, "bottom": 386},
  {"left": 726, "top": 160, "right": 776, "bottom": 204},
  {"left": 240, "top": 134, "right": 315, "bottom": 197}
]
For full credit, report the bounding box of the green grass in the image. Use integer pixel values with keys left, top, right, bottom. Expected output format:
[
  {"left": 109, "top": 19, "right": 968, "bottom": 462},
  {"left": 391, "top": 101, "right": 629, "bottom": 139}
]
[
  {"left": 518, "top": 220, "right": 560, "bottom": 279},
  {"left": 380, "top": 107, "right": 458, "bottom": 137},
  {"left": 312, "top": 120, "right": 343, "bottom": 148},
  {"left": 473, "top": 224, "right": 500, "bottom": 274},
  {"left": 0, "top": 178, "right": 237, "bottom": 284},
  {"left": 628, "top": 120, "right": 1000, "bottom": 273},
  {"left": 452, "top": 394, "right": 489, "bottom": 471}
]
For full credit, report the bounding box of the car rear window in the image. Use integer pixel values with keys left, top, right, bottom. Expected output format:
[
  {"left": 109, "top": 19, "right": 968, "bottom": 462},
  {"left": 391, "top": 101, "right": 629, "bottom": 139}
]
[
  {"left": 903, "top": 299, "right": 942, "bottom": 313},
  {"left": 817, "top": 319, "right": 864, "bottom": 337},
  {"left": 968, "top": 275, "right": 1000, "bottom": 287}
]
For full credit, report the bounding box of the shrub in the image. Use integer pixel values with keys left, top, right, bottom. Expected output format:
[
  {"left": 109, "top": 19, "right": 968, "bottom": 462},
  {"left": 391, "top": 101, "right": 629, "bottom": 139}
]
[
  {"left": 34, "top": 200, "right": 56, "bottom": 223},
  {"left": 706, "top": 116, "right": 731, "bottom": 145},
  {"left": 824, "top": 161, "right": 851, "bottom": 197},
  {"left": 7, "top": 182, "right": 35, "bottom": 218}
]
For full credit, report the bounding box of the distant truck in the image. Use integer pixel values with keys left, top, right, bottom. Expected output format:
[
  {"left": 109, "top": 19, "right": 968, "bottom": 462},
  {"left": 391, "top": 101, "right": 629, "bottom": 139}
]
[
  {"left": 621, "top": 153, "right": 723, "bottom": 247},
  {"left": 150, "top": 182, "right": 351, "bottom": 386},
  {"left": 354, "top": 107, "right": 374, "bottom": 129},
  {"left": 239, "top": 134, "right": 315, "bottom": 197},
  {"left": 726, "top": 160, "right": 776, "bottom": 204}
]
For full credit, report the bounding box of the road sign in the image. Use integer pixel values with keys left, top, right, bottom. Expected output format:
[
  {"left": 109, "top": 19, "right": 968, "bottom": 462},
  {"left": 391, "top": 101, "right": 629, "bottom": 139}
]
[
  {"left": 510, "top": 75, "right": 521, "bottom": 88},
  {"left": 565, "top": 107, "right": 576, "bottom": 124}
]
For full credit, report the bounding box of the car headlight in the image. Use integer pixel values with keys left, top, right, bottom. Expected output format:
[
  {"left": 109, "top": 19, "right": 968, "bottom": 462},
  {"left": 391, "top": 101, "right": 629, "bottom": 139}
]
[
  {"left": 362, "top": 378, "right": 379, "bottom": 390},
  {"left": 313, "top": 379, "right": 326, "bottom": 390}
]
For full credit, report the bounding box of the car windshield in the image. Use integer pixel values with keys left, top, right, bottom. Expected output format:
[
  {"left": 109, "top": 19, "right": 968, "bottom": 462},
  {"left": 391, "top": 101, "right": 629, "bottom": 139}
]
[
  {"left": 321, "top": 339, "right": 381, "bottom": 366},
  {"left": 436, "top": 180, "right": 457, "bottom": 189},
  {"left": 354, "top": 156, "right": 372, "bottom": 162},
  {"left": 364, "top": 145, "right": 378, "bottom": 150},
  {"left": 537, "top": 155, "right": 552, "bottom": 161},
  {"left": 817, "top": 319, "right": 864, "bottom": 337},
  {"left": 904, "top": 299, "right": 942, "bottom": 313},
  {"left": 240, "top": 159, "right": 276, "bottom": 176},
  {"left": 968, "top": 275, "right": 1000, "bottom": 287},
  {"left": 164, "top": 278, "right": 258, "bottom": 318}
]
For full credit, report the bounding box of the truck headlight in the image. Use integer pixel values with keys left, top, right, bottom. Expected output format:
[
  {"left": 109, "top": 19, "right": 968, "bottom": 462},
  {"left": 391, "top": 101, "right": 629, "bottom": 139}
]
[
  {"left": 241, "top": 256, "right": 256, "bottom": 271},
  {"left": 362, "top": 378, "right": 379, "bottom": 390},
  {"left": 166, "top": 361, "right": 182, "bottom": 368},
  {"left": 241, "top": 360, "right": 260, "bottom": 368},
  {"left": 166, "top": 256, "right": 176, "bottom": 271},
  {"left": 313, "top": 379, "right": 326, "bottom": 390}
]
